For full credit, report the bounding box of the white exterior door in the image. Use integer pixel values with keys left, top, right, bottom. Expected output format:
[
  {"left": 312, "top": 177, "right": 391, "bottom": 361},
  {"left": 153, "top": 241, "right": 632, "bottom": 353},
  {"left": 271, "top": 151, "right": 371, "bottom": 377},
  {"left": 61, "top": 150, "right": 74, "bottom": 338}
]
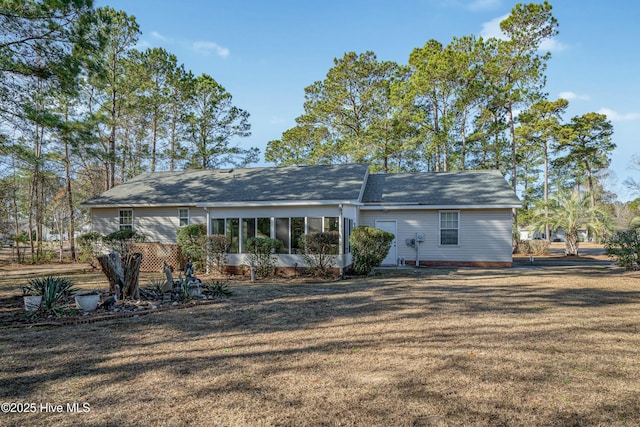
[{"left": 375, "top": 220, "right": 397, "bottom": 266}]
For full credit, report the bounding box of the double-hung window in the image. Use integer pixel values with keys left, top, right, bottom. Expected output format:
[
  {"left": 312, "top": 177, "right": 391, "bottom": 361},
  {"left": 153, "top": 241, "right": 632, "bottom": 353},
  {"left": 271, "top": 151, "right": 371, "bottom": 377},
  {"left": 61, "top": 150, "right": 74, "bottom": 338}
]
[
  {"left": 119, "top": 210, "right": 133, "bottom": 231},
  {"left": 179, "top": 209, "right": 189, "bottom": 227},
  {"left": 440, "top": 211, "right": 459, "bottom": 245}
]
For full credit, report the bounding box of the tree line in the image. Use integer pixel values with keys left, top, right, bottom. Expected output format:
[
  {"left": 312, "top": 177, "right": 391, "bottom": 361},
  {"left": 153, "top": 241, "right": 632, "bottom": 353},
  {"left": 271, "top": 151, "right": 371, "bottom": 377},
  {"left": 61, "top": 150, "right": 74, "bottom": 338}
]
[
  {"left": 266, "top": 2, "right": 615, "bottom": 212},
  {"left": 265, "top": 1, "right": 626, "bottom": 244},
  {"left": 0, "top": 0, "right": 629, "bottom": 264},
  {"left": 0, "top": 1, "right": 257, "bottom": 261}
]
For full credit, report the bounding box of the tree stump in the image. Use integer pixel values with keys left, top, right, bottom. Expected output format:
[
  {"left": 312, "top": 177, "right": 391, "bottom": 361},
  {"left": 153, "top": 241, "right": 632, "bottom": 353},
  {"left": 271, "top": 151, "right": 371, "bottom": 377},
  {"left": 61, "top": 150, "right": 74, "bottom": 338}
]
[
  {"left": 123, "top": 252, "right": 142, "bottom": 300},
  {"left": 97, "top": 251, "right": 142, "bottom": 299},
  {"left": 97, "top": 251, "right": 124, "bottom": 293}
]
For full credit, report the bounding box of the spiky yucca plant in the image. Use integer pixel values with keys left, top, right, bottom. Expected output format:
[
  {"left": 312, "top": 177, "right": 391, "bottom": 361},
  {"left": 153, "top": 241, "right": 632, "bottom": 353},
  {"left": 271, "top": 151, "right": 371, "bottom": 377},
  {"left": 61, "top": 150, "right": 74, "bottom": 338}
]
[
  {"left": 204, "top": 281, "right": 233, "bottom": 297},
  {"left": 23, "top": 276, "right": 78, "bottom": 312}
]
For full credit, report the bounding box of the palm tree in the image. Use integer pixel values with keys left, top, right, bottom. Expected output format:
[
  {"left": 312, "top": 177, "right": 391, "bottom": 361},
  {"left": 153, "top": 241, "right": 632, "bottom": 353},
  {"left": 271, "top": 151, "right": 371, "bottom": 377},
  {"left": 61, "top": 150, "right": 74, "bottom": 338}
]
[{"left": 530, "top": 190, "right": 613, "bottom": 256}]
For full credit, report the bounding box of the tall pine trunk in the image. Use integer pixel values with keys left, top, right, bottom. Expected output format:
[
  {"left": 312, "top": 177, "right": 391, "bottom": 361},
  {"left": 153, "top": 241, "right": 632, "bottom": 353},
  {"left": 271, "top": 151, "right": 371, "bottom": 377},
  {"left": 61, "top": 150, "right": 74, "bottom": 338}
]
[{"left": 64, "top": 139, "right": 76, "bottom": 261}]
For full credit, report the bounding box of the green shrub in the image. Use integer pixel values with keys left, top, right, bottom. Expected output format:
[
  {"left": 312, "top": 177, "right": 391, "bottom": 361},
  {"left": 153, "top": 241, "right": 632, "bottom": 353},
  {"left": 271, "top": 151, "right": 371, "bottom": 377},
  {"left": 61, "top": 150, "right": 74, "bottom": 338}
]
[
  {"left": 245, "top": 237, "right": 283, "bottom": 278},
  {"left": 104, "top": 229, "right": 145, "bottom": 256},
  {"left": 104, "top": 229, "right": 139, "bottom": 241},
  {"left": 77, "top": 232, "right": 104, "bottom": 266},
  {"left": 349, "top": 226, "right": 394, "bottom": 275},
  {"left": 299, "top": 232, "right": 339, "bottom": 277},
  {"left": 176, "top": 224, "right": 207, "bottom": 270},
  {"left": 22, "top": 275, "right": 78, "bottom": 312},
  {"left": 207, "top": 234, "right": 230, "bottom": 274},
  {"left": 605, "top": 226, "right": 640, "bottom": 269}
]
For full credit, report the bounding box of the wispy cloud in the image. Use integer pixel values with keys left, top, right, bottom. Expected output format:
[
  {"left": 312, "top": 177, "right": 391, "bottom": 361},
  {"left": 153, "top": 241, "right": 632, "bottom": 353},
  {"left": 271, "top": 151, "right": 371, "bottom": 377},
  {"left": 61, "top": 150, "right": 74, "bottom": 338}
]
[
  {"left": 466, "top": 0, "right": 502, "bottom": 11},
  {"left": 150, "top": 31, "right": 168, "bottom": 41},
  {"left": 135, "top": 40, "right": 151, "bottom": 50},
  {"left": 480, "top": 14, "right": 566, "bottom": 52},
  {"left": 442, "top": 0, "right": 501, "bottom": 11},
  {"left": 559, "top": 91, "right": 590, "bottom": 101},
  {"left": 480, "top": 14, "right": 509, "bottom": 40},
  {"left": 539, "top": 38, "right": 567, "bottom": 53},
  {"left": 269, "top": 116, "right": 287, "bottom": 125},
  {"left": 597, "top": 107, "right": 640, "bottom": 122},
  {"left": 192, "top": 41, "right": 230, "bottom": 58}
]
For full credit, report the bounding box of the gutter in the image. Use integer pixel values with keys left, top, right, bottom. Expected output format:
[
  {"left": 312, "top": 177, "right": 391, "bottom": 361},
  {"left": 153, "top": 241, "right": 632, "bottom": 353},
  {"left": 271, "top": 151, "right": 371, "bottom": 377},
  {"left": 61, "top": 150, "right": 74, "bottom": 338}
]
[
  {"left": 359, "top": 204, "right": 522, "bottom": 210},
  {"left": 196, "top": 200, "right": 363, "bottom": 208},
  {"left": 83, "top": 200, "right": 365, "bottom": 209}
]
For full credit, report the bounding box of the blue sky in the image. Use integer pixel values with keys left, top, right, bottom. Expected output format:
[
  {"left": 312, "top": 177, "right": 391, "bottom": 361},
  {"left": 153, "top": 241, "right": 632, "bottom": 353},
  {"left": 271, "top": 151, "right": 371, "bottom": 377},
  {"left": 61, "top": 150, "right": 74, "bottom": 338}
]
[{"left": 97, "top": 0, "right": 640, "bottom": 201}]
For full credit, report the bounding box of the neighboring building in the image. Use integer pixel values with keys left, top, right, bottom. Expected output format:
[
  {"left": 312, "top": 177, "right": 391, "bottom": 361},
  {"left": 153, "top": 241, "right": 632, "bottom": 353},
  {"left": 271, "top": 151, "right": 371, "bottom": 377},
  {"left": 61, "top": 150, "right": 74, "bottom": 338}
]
[
  {"left": 519, "top": 227, "right": 588, "bottom": 243},
  {"left": 83, "top": 164, "right": 521, "bottom": 271}
]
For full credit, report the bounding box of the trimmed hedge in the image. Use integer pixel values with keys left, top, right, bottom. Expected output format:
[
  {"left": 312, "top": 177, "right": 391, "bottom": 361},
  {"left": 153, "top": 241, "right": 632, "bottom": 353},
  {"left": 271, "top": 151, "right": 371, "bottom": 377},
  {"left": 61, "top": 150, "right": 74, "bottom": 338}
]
[{"left": 349, "top": 226, "right": 394, "bottom": 275}]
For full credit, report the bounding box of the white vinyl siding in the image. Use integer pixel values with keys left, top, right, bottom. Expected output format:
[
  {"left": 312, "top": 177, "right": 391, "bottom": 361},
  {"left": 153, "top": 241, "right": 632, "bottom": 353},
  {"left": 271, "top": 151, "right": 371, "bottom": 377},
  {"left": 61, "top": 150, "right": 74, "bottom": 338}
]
[
  {"left": 189, "top": 209, "right": 207, "bottom": 225},
  {"left": 359, "top": 209, "right": 513, "bottom": 264},
  {"left": 91, "top": 207, "right": 204, "bottom": 243},
  {"left": 91, "top": 208, "right": 119, "bottom": 233},
  {"left": 136, "top": 207, "right": 191, "bottom": 243}
]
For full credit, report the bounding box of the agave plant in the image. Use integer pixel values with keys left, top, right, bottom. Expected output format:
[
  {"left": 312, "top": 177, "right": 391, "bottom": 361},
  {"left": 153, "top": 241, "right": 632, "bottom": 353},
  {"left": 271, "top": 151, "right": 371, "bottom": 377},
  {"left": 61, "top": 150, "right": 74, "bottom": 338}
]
[
  {"left": 23, "top": 276, "right": 78, "bottom": 312},
  {"left": 203, "top": 280, "right": 233, "bottom": 298}
]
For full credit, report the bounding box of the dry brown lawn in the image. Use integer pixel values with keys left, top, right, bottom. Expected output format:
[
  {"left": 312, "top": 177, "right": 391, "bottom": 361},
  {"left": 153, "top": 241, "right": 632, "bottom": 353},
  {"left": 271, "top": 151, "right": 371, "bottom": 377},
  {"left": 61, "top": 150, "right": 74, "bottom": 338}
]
[{"left": 1, "top": 261, "right": 639, "bottom": 426}]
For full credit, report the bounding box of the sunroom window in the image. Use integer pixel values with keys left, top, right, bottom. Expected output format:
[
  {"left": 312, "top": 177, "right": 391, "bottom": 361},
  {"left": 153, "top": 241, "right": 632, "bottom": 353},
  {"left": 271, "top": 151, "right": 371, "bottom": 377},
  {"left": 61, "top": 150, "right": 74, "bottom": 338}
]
[
  {"left": 291, "top": 217, "right": 305, "bottom": 254},
  {"left": 275, "top": 218, "right": 290, "bottom": 254},
  {"left": 241, "top": 218, "right": 256, "bottom": 253}
]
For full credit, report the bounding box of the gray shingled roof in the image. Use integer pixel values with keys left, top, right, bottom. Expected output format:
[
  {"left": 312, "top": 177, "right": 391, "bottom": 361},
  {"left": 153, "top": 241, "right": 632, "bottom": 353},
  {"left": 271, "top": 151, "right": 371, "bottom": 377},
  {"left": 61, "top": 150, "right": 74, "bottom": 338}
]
[
  {"left": 362, "top": 170, "right": 521, "bottom": 207},
  {"left": 83, "top": 163, "right": 370, "bottom": 207}
]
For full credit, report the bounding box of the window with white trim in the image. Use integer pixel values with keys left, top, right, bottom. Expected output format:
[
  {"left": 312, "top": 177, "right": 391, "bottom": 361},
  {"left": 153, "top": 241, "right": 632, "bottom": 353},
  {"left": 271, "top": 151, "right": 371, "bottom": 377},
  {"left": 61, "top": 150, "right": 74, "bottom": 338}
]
[
  {"left": 257, "top": 218, "right": 271, "bottom": 238},
  {"left": 119, "top": 210, "right": 133, "bottom": 231},
  {"left": 440, "top": 211, "right": 459, "bottom": 245},
  {"left": 211, "top": 218, "right": 225, "bottom": 235},
  {"left": 324, "top": 217, "right": 339, "bottom": 232},
  {"left": 226, "top": 218, "right": 240, "bottom": 254},
  {"left": 291, "top": 217, "right": 305, "bottom": 254},
  {"left": 241, "top": 218, "right": 256, "bottom": 253},
  {"left": 211, "top": 218, "right": 240, "bottom": 253},
  {"left": 275, "top": 217, "right": 290, "bottom": 254},
  {"left": 179, "top": 209, "right": 189, "bottom": 227},
  {"left": 308, "top": 217, "right": 322, "bottom": 234}
]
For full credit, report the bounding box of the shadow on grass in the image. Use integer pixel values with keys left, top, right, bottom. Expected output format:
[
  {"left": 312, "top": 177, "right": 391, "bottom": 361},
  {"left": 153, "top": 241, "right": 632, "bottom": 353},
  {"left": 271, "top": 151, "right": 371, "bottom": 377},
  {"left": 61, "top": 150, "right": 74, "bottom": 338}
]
[{"left": 1, "top": 264, "right": 639, "bottom": 426}]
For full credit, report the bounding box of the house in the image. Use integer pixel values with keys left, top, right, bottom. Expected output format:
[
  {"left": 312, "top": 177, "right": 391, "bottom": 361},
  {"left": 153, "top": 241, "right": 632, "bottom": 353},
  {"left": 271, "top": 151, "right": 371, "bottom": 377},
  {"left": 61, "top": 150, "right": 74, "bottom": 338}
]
[
  {"left": 360, "top": 171, "right": 521, "bottom": 267},
  {"left": 83, "top": 163, "right": 521, "bottom": 272},
  {"left": 519, "top": 227, "right": 588, "bottom": 243}
]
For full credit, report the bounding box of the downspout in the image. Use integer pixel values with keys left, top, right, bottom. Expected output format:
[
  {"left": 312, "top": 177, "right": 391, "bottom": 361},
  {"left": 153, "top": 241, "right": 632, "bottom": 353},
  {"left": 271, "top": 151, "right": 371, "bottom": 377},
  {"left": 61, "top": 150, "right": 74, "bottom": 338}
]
[
  {"left": 338, "top": 204, "right": 344, "bottom": 277},
  {"left": 204, "top": 207, "right": 210, "bottom": 274}
]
